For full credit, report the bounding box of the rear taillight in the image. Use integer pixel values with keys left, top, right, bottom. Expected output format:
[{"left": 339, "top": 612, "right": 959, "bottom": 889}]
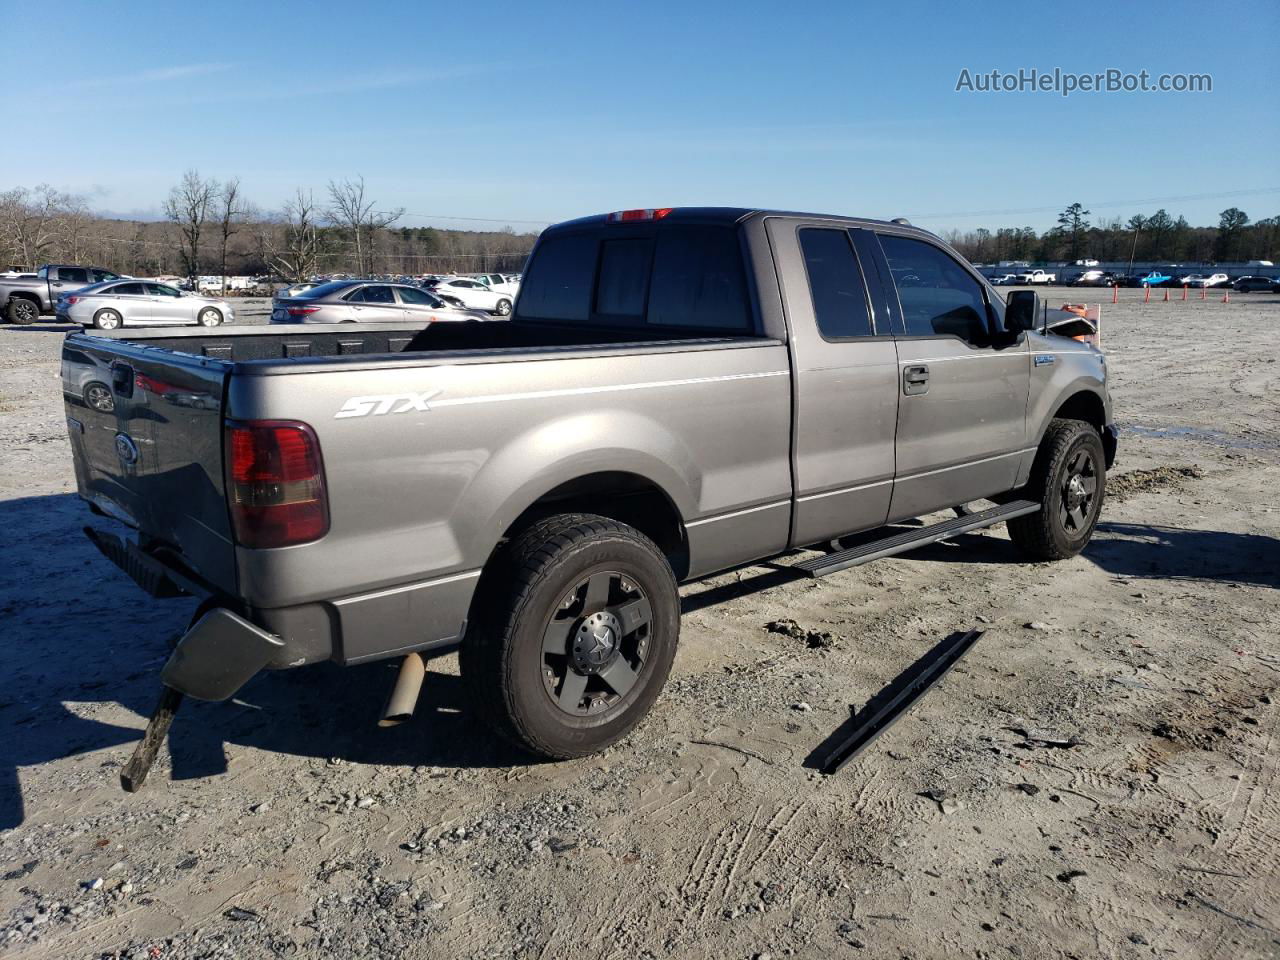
[
  {"left": 606, "top": 208, "right": 674, "bottom": 222},
  {"left": 225, "top": 420, "right": 328, "bottom": 548},
  {"left": 66, "top": 296, "right": 81, "bottom": 305},
  {"left": 286, "top": 306, "right": 320, "bottom": 316}
]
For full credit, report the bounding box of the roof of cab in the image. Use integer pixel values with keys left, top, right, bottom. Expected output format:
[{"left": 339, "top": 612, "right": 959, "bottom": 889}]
[{"left": 544, "top": 207, "right": 935, "bottom": 236}]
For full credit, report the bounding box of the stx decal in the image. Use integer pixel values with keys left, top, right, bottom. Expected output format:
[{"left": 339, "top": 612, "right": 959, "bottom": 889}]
[{"left": 335, "top": 390, "right": 442, "bottom": 419}]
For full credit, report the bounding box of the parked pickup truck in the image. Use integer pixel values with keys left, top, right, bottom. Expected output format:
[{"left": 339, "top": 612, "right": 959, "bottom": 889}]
[
  {"left": 63, "top": 207, "right": 1117, "bottom": 784},
  {"left": 1018, "top": 269, "right": 1056, "bottom": 284},
  {"left": 1, "top": 264, "right": 126, "bottom": 324}
]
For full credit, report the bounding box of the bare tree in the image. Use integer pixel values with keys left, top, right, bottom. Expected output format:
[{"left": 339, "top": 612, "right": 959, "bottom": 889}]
[
  {"left": 0, "top": 185, "right": 70, "bottom": 269},
  {"left": 324, "top": 176, "right": 404, "bottom": 275},
  {"left": 215, "top": 177, "right": 248, "bottom": 290},
  {"left": 259, "top": 189, "right": 325, "bottom": 281},
  {"left": 163, "top": 170, "right": 218, "bottom": 283}
]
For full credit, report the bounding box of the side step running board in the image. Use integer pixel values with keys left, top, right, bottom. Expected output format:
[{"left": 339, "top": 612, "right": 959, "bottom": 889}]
[{"left": 793, "top": 500, "right": 1040, "bottom": 579}]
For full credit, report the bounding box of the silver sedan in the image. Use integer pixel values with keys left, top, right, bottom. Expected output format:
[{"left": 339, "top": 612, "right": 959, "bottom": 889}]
[
  {"left": 269, "top": 280, "right": 491, "bottom": 324},
  {"left": 56, "top": 281, "right": 234, "bottom": 330}
]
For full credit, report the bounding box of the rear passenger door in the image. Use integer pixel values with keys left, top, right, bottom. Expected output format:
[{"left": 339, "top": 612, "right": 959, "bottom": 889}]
[
  {"left": 874, "top": 232, "right": 1030, "bottom": 520},
  {"left": 767, "top": 219, "right": 901, "bottom": 545},
  {"left": 345, "top": 284, "right": 403, "bottom": 322}
]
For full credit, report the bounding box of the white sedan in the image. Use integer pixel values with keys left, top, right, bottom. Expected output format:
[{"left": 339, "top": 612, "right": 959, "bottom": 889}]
[
  {"left": 430, "top": 277, "right": 514, "bottom": 315},
  {"left": 1178, "top": 273, "right": 1230, "bottom": 288}
]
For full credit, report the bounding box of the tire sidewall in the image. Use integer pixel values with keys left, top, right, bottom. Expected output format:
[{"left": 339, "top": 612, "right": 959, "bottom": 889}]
[
  {"left": 8, "top": 299, "right": 40, "bottom": 325},
  {"left": 503, "top": 533, "right": 679, "bottom": 756},
  {"left": 93, "top": 309, "right": 121, "bottom": 330},
  {"left": 1042, "top": 427, "right": 1106, "bottom": 555},
  {"left": 495, "top": 299, "right": 511, "bottom": 316},
  {"left": 199, "top": 308, "right": 222, "bottom": 327}
]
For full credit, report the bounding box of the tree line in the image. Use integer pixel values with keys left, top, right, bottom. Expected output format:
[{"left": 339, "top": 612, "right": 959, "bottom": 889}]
[
  {"left": 0, "top": 173, "right": 538, "bottom": 280},
  {"left": 943, "top": 203, "right": 1280, "bottom": 266}
]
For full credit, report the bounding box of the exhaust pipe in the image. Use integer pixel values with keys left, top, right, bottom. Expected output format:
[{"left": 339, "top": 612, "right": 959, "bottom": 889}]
[{"left": 379, "top": 652, "right": 426, "bottom": 727}]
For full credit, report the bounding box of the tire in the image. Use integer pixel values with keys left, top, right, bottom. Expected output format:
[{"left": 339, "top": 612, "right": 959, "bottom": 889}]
[
  {"left": 6, "top": 298, "right": 40, "bottom": 325},
  {"left": 83, "top": 381, "right": 114, "bottom": 413},
  {"left": 494, "top": 298, "right": 512, "bottom": 316},
  {"left": 92, "top": 309, "right": 122, "bottom": 331},
  {"left": 197, "top": 307, "right": 222, "bottom": 327},
  {"left": 460, "top": 513, "right": 680, "bottom": 759},
  {"left": 1007, "top": 418, "right": 1106, "bottom": 561}
]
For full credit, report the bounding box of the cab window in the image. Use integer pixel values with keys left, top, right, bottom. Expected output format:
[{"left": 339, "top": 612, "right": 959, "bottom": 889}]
[
  {"left": 57, "top": 267, "right": 89, "bottom": 284},
  {"left": 799, "top": 228, "right": 874, "bottom": 339},
  {"left": 347, "top": 285, "right": 395, "bottom": 304},
  {"left": 878, "top": 234, "right": 992, "bottom": 346}
]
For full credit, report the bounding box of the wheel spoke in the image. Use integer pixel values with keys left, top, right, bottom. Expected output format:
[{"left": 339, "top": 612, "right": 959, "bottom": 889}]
[
  {"left": 1070, "top": 504, "right": 1087, "bottom": 529},
  {"left": 598, "top": 657, "right": 639, "bottom": 698},
  {"left": 542, "top": 616, "right": 576, "bottom": 655},
  {"left": 557, "top": 670, "right": 588, "bottom": 710},
  {"left": 1068, "top": 451, "right": 1085, "bottom": 475},
  {"left": 1080, "top": 475, "right": 1097, "bottom": 495},
  {"left": 614, "top": 597, "right": 651, "bottom": 637},
  {"left": 582, "top": 572, "right": 612, "bottom": 610}
]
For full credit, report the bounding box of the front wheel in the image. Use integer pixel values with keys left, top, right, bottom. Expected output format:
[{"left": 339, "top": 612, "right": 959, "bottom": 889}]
[
  {"left": 197, "top": 307, "right": 222, "bottom": 327},
  {"left": 1008, "top": 418, "right": 1106, "bottom": 560},
  {"left": 460, "top": 513, "right": 680, "bottom": 759},
  {"left": 494, "top": 298, "right": 512, "bottom": 316},
  {"left": 7, "top": 298, "right": 40, "bottom": 325}
]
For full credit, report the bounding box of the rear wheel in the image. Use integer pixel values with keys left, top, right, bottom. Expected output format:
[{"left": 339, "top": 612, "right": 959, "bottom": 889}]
[
  {"left": 494, "top": 298, "right": 512, "bottom": 316},
  {"left": 1008, "top": 418, "right": 1106, "bottom": 560},
  {"left": 460, "top": 513, "right": 680, "bottom": 759},
  {"left": 197, "top": 307, "right": 222, "bottom": 327},
  {"left": 7, "top": 298, "right": 40, "bottom": 325},
  {"left": 92, "top": 309, "right": 122, "bottom": 331}
]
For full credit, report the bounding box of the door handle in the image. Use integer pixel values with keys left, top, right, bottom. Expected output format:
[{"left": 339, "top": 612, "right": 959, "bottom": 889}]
[{"left": 903, "top": 364, "right": 930, "bottom": 395}]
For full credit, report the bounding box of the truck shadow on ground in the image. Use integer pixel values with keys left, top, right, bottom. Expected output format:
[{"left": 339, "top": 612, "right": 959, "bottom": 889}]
[{"left": 0, "top": 493, "right": 526, "bottom": 829}]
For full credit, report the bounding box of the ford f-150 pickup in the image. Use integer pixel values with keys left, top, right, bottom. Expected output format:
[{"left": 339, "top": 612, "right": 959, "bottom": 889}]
[{"left": 62, "top": 207, "right": 1117, "bottom": 786}]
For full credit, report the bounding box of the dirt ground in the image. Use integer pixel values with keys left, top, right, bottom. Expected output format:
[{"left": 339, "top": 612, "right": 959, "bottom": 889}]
[{"left": 1, "top": 291, "right": 1277, "bottom": 960}]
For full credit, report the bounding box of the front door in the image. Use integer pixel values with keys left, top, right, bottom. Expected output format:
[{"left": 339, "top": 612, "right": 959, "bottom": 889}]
[
  {"left": 767, "top": 218, "right": 901, "bottom": 546},
  {"left": 145, "top": 283, "right": 190, "bottom": 325},
  {"left": 873, "top": 232, "right": 1030, "bottom": 520},
  {"left": 346, "top": 284, "right": 404, "bottom": 322}
]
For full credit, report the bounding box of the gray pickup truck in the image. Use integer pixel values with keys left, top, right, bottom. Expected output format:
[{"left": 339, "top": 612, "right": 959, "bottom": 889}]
[
  {"left": 2, "top": 264, "right": 123, "bottom": 323},
  {"left": 62, "top": 207, "right": 1116, "bottom": 784}
]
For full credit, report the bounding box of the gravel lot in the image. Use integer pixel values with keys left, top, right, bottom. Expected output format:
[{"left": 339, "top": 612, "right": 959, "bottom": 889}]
[{"left": 1, "top": 291, "right": 1278, "bottom": 959}]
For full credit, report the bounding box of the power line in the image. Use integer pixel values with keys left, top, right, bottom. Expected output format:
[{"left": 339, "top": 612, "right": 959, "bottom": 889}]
[{"left": 398, "top": 212, "right": 553, "bottom": 226}]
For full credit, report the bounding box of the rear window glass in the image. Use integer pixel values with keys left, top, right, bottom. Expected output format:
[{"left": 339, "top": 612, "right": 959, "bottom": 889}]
[
  {"left": 58, "top": 267, "right": 89, "bottom": 283},
  {"left": 648, "top": 227, "right": 750, "bottom": 331},
  {"left": 517, "top": 225, "right": 752, "bottom": 332},
  {"left": 295, "top": 281, "right": 354, "bottom": 299},
  {"left": 517, "top": 232, "right": 597, "bottom": 321},
  {"left": 595, "top": 239, "right": 650, "bottom": 317},
  {"left": 799, "top": 228, "right": 874, "bottom": 339}
]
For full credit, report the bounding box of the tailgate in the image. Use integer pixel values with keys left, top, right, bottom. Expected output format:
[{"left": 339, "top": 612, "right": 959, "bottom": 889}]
[{"left": 62, "top": 333, "right": 238, "bottom": 593}]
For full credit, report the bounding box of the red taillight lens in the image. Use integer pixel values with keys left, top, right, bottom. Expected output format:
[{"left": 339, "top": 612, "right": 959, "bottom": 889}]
[
  {"left": 286, "top": 306, "right": 320, "bottom": 316},
  {"left": 66, "top": 296, "right": 81, "bottom": 305},
  {"left": 606, "top": 208, "right": 675, "bottom": 222},
  {"left": 225, "top": 420, "right": 328, "bottom": 548},
  {"left": 135, "top": 372, "right": 177, "bottom": 395}
]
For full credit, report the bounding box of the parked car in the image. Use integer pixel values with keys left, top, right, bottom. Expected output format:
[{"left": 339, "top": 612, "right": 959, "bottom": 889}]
[
  {"left": 55, "top": 280, "right": 234, "bottom": 329},
  {"left": 1233, "top": 275, "right": 1278, "bottom": 292},
  {"left": 1177, "top": 273, "right": 1229, "bottom": 288},
  {"left": 1, "top": 264, "right": 124, "bottom": 324},
  {"left": 64, "top": 205, "right": 1115, "bottom": 781},
  {"left": 989, "top": 274, "right": 1020, "bottom": 286},
  {"left": 472, "top": 273, "right": 521, "bottom": 295},
  {"left": 1122, "top": 271, "right": 1172, "bottom": 287},
  {"left": 1071, "top": 270, "right": 1121, "bottom": 287},
  {"left": 270, "top": 280, "right": 490, "bottom": 324},
  {"left": 1018, "top": 269, "right": 1056, "bottom": 284},
  {"left": 428, "top": 277, "right": 515, "bottom": 315}
]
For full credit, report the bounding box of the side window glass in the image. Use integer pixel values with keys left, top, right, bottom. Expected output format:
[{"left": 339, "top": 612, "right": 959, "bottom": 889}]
[
  {"left": 59, "top": 267, "right": 89, "bottom": 283},
  {"left": 878, "top": 234, "right": 991, "bottom": 345},
  {"left": 113, "top": 283, "right": 145, "bottom": 296},
  {"left": 146, "top": 283, "right": 179, "bottom": 297},
  {"left": 798, "top": 228, "right": 874, "bottom": 339},
  {"left": 350, "top": 285, "right": 394, "bottom": 303}
]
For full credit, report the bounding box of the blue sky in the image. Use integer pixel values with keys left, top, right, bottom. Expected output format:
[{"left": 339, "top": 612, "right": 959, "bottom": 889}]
[{"left": 3, "top": 0, "right": 1276, "bottom": 235}]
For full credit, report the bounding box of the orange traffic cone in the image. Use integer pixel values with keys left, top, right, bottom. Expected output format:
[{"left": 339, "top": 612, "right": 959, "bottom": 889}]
[
  {"left": 1144, "top": 285, "right": 1151, "bottom": 303},
  {"left": 1222, "top": 288, "right": 1230, "bottom": 303},
  {"left": 1181, "top": 284, "right": 1188, "bottom": 301},
  {"left": 1111, "top": 284, "right": 1118, "bottom": 304},
  {"left": 1163, "top": 287, "right": 1170, "bottom": 302},
  {"left": 1200, "top": 286, "right": 1206, "bottom": 300}
]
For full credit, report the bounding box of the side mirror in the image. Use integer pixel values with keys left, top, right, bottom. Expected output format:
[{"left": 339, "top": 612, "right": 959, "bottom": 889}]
[{"left": 1005, "top": 289, "right": 1041, "bottom": 333}]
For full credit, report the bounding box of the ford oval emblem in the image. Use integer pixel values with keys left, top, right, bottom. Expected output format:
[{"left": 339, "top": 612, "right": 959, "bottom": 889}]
[{"left": 114, "top": 433, "right": 140, "bottom": 466}]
